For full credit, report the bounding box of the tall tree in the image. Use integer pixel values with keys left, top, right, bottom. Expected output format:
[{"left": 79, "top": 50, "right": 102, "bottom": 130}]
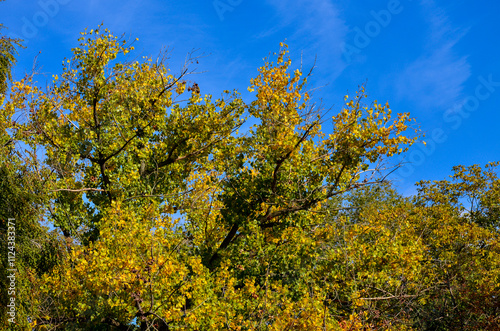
[
  {"left": 19, "top": 27, "right": 500, "bottom": 331},
  {"left": 0, "top": 14, "right": 63, "bottom": 330},
  {"left": 4, "top": 26, "right": 499, "bottom": 330},
  {"left": 0, "top": 1, "right": 23, "bottom": 97}
]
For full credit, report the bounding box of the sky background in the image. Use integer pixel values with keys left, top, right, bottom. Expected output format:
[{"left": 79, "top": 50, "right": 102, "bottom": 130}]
[{"left": 1, "top": 0, "right": 499, "bottom": 196}]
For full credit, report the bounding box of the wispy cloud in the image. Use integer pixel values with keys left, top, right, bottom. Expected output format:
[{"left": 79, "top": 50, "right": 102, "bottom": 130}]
[
  {"left": 394, "top": 0, "right": 470, "bottom": 110},
  {"left": 263, "top": 0, "right": 348, "bottom": 81},
  {"left": 395, "top": 44, "right": 470, "bottom": 109}
]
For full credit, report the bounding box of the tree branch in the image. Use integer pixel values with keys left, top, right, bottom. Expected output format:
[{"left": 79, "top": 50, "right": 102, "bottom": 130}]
[{"left": 51, "top": 188, "right": 106, "bottom": 192}]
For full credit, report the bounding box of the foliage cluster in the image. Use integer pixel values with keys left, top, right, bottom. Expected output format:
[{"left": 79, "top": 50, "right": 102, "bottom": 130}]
[{"left": 1, "top": 25, "right": 499, "bottom": 330}]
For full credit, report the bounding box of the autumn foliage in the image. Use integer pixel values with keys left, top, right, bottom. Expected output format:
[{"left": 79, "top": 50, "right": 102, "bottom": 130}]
[{"left": 1, "top": 26, "right": 499, "bottom": 330}]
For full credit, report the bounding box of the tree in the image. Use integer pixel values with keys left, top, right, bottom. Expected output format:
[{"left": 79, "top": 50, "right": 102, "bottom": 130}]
[
  {"left": 0, "top": 1, "right": 23, "bottom": 97},
  {"left": 3, "top": 25, "right": 499, "bottom": 330},
  {"left": 0, "top": 143, "right": 64, "bottom": 330},
  {"left": 311, "top": 165, "right": 500, "bottom": 330},
  {"left": 17, "top": 25, "right": 500, "bottom": 330},
  {"left": 0, "top": 15, "right": 64, "bottom": 330},
  {"left": 410, "top": 162, "right": 500, "bottom": 330}
]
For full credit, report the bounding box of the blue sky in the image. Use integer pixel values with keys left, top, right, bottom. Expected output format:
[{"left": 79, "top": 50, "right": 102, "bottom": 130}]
[{"left": 2, "top": 0, "right": 499, "bottom": 196}]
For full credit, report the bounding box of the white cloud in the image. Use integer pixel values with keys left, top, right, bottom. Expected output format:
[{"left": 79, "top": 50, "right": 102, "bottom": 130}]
[
  {"left": 264, "top": 0, "right": 349, "bottom": 81},
  {"left": 395, "top": 0, "right": 470, "bottom": 110},
  {"left": 396, "top": 43, "right": 470, "bottom": 109}
]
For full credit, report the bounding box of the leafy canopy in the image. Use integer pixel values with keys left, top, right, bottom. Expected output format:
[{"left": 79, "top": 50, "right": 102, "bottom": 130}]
[{"left": 2, "top": 26, "right": 498, "bottom": 330}]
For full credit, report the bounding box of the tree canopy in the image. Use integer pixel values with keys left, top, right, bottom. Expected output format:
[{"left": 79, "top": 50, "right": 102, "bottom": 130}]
[{"left": 1, "top": 25, "right": 499, "bottom": 330}]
